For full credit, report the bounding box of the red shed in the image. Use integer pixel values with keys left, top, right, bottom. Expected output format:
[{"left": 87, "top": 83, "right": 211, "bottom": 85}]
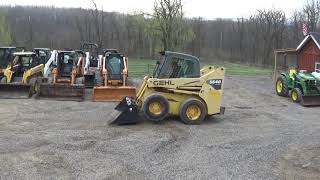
[{"left": 296, "top": 32, "right": 320, "bottom": 72}]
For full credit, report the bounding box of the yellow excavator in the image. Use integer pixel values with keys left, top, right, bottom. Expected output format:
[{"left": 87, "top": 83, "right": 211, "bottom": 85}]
[
  {"left": 112, "top": 51, "right": 225, "bottom": 125},
  {"left": 0, "top": 51, "right": 44, "bottom": 98}
]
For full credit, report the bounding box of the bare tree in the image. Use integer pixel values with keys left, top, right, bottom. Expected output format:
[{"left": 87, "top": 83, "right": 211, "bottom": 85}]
[
  {"left": 91, "top": 0, "right": 105, "bottom": 47},
  {"left": 153, "top": 0, "right": 194, "bottom": 51},
  {"left": 303, "top": 0, "right": 320, "bottom": 32}
]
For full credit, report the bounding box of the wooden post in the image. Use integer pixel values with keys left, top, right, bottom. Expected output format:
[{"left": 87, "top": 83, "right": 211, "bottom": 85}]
[{"left": 273, "top": 52, "right": 277, "bottom": 81}]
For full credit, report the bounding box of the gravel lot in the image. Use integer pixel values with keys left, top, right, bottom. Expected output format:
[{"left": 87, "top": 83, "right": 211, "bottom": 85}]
[{"left": 0, "top": 76, "right": 319, "bottom": 180}]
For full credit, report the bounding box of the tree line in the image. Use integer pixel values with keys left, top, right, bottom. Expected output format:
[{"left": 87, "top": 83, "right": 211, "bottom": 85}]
[{"left": 0, "top": 0, "right": 319, "bottom": 67}]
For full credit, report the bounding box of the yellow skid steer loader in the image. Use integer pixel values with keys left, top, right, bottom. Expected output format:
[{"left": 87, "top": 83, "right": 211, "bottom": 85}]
[
  {"left": 0, "top": 52, "right": 44, "bottom": 98},
  {"left": 111, "top": 51, "right": 225, "bottom": 125}
]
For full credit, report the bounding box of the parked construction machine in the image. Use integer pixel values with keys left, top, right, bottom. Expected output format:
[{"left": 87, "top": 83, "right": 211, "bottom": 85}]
[
  {"left": 81, "top": 43, "right": 101, "bottom": 88},
  {"left": 0, "top": 51, "right": 44, "bottom": 98},
  {"left": 111, "top": 51, "right": 225, "bottom": 125},
  {"left": 276, "top": 70, "right": 320, "bottom": 106},
  {"left": 0, "top": 47, "right": 24, "bottom": 79},
  {"left": 37, "top": 50, "right": 86, "bottom": 101},
  {"left": 93, "top": 49, "right": 136, "bottom": 102}
]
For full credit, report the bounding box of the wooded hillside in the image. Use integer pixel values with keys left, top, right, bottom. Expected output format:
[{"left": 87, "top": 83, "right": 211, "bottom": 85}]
[{"left": 0, "top": 0, "right": 319, "bottom": 66}]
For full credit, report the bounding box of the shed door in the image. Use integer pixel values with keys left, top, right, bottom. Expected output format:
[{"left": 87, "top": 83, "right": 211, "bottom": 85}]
[{"left": 299, "top": 53, "right": 315, "bottom": 72}]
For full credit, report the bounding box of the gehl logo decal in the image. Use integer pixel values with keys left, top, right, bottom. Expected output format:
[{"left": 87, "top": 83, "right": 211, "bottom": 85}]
[
  {"left": 207, "top": 79, "right": 222, "bottom": 90},
  {"left": 153, "top": 80, "right": 175, "bottom": 86}
]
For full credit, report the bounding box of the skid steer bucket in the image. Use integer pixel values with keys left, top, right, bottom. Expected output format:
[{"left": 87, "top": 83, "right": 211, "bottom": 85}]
[
  {"left": 0, "top": 83, "right": 33, "bottom": 99},
  {"left": 37, "top": 83, "right": 85, "bottom": 101},
  {"left": 93, "top": 86, "right": 136, "bottom": 102},
  {"left": 109, "top": 97, "right": 141, "bottom": 125},
  {"left": 301, "top": 96, "right": 320, "bottom": 106}
]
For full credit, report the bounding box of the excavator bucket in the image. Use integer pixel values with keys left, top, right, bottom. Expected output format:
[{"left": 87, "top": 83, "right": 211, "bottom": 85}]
[
  {"left": 93, "top": 86, "right": 136, "bottom": 102},
  {"left": 0, "top": 83, "right": 33, "bottom": 99},
  {"left": 301, "top": 96, "right": 320, "bottom": 106},
  {"left": 109, "top": 97, "right": 141, "bottom": 125},
  {"left": 37, "top": 83, "right": 85, "bottom": 101}
]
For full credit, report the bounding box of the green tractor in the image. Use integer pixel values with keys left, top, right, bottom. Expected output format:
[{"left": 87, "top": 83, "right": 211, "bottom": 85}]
[{"left": 276, "top": 70, "right": 320, "bottom": 106}]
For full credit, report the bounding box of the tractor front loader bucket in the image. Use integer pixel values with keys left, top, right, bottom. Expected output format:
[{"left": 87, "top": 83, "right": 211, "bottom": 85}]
[
  {"left": 108, "top": 97, "right": 141, "bottom": 125},
  {"left": 93, "top": 86, "right": 136, "bottom": 102},
  {"left": 301, "top": 96, "right": 320, "bottom": 106},
  {"left": 37, "top": 83, "right": 85, "bottom": 101},
  {"left": 0, "top": 83, "right": 33, "bottom": 99}
]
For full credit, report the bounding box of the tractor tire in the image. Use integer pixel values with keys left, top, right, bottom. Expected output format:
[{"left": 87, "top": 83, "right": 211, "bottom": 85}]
[
  {"left": 1, "top": 77, "right": 7, "bottom": 83},
  {"left": 142, "top": 94, "right": 169, "bottom": 122},
  {"left": 276, "top": 76, "right": 289, "bottom": 97},
  {"left": 76, "top": 77, "right": 85, "bottom": 85},
  {"left": 179, "top": 98, "right": 207, "bottom": 125},
  {"left": 291, "top": 88, "right": 302, "bottom": 103}
]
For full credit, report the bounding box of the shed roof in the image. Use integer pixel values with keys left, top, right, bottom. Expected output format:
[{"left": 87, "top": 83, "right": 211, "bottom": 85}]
[{"left": 297, "top": 32, "right": 320, "bottom": 50}]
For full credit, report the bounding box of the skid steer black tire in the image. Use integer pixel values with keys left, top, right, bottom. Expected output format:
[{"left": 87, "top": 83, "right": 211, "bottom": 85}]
[
  {"left": 276, "top": 76, "right": 289, "bottom": 97},
  {"left": 1, "top": 77, "right": 7, "bottom": 83},
  {"left": 142, "top": 94, "right": 169, "bottom": 122},
  {"left": 95, "top": 70, "right": 103, "bottom": 86},
  {"left": 179, "top": 98, "right": 206, "bottom": 125},
  {"left": 29, "top": 78, "right": 39, "bottom": 97},
  {"left": 76, "top": 77, "right": 85, "bottom": 85},
  {"left": 291, "top": 88, "right": 302, "bottom": 103}
]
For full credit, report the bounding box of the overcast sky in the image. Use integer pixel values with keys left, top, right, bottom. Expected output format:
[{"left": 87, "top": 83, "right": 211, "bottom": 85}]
[{"left": 0, "top": 0, "right": 307, "bottom": 19}]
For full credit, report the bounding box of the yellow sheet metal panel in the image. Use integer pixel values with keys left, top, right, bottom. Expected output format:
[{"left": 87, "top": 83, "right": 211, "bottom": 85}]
[
  {"left": 199, "top": 67, "right": 225, "bottom": 115},
  {"left": 136, "top": 66, "right": 225, "bottom": 116}
]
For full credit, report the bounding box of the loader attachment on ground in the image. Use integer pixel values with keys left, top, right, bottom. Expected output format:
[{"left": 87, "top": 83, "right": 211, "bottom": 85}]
[
  {"left": 93, "top": 86, "right": 136, "bottom": 102},
  {"left": 37, "top": 83, "right": 85, "bottom": 101},
  {"left": 301, "top": 96, "right": 320, "bottom": 106},
  {"left": 109, "top": 97, "right": 141, "bottom": 125},
  {"left": 0, "top": 83, "right": 33, "bottom": 99}
]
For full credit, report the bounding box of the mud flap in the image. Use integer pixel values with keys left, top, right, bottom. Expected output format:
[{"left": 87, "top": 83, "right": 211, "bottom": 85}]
[
  {"left": 37, "top": 83, "right": 85, "bottom": 101},
  {"left": 109, "top": 97, "right": 140, "bottom": 125},
  {"left": 301, "top": 96, "right": 320, "bottom": 106},
  {"left": 93, "top": 86, "right": 136, "bottom": 102},
  {"left": 0, "top": 83, "right": 33, "bottom": 99}
]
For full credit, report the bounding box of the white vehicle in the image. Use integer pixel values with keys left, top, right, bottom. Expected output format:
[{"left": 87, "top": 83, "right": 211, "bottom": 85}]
[{"left": 81, "top": 43, "right": 101, "bottom": 88}]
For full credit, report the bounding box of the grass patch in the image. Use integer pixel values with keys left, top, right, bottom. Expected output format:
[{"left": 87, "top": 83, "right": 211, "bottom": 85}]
[
  {"left": 128, "top": 58, "right": 272, "bottom": 77},
  {"left": 218, "top": 63, "right": 272, "bottom": 76}
]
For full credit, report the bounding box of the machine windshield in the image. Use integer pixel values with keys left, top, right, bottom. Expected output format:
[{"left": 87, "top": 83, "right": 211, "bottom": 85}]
[
  {"left": 157, "top": 55, "right": 200, "bottom": 79},
  {"left": 0, "top": 49, "right": 11, "bottom": 68},
  {"left": 108, "top": 56, "right": 122, "bottom": 75}
]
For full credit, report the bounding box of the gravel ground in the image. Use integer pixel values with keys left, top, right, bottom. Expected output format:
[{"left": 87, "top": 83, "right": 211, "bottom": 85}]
[{"left": 0, "top": 76, "right": 319, "bottom": 180}]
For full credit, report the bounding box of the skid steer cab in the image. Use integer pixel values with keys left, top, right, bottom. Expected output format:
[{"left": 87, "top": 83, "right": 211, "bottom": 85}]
[
  {"left": 80, "top": 43, "right": 101, "bottom": 88},
  {"left": 0, "top": 47, "right": 25, "bottom": 79},
  {"left": 37, "top": 50, "right": 86, "bottom": 101},
  {"left": 0, "top": 51, "right": 45, "bottom": 98},
  {"left": 93, "top": 49, "right": 136, "bottom": 102},
  {"left": 112, "top": 51, "right": 225, "bottom": 125}
]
